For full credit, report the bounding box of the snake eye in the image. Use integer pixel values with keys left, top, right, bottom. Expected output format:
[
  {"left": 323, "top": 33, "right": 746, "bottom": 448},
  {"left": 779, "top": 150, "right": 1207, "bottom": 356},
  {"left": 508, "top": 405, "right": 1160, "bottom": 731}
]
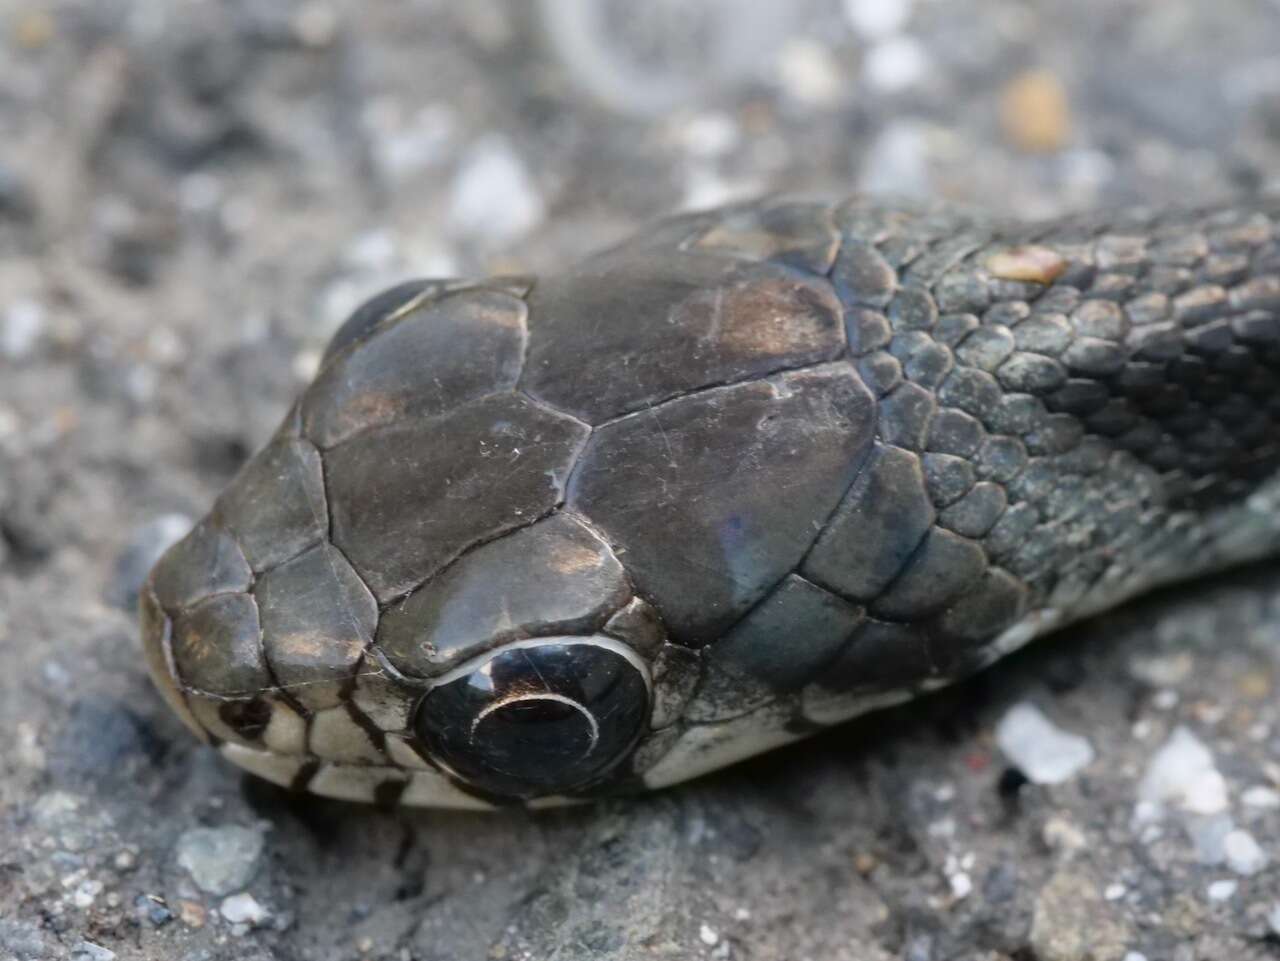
[{"left": 414, "top": 637, "right": 651, "bottom": 798}]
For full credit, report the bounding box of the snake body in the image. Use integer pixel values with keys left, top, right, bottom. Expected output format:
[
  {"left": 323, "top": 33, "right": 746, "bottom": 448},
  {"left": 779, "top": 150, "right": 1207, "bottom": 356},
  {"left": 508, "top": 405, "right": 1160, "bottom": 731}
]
[{"left": 141, "top": 196, "right": 1280, "bottom": 808}]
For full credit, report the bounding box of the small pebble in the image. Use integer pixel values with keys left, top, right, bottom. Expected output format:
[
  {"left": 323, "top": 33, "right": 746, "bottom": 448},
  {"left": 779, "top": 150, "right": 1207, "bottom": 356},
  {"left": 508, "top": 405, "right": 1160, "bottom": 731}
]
[
  {"left": 15, "top": 722, "right": 43, "bottom": 769},
  {"left": 1152, "top": 689, "right": 1180, "bottom": 710},
  {"left": 863, "top": 36, "right": 927, "bottom": 92},
  {"left": 1242, "top": 785, "right": 1280, "bottom": 809},
  {"left": 843, "top": 0, "right": 912, "bottom": 40},
  {"left": 860, "top": 121, "right": 931, "bottom": 196},
  {"left": 366, "top": 101, "right": 455, "bottom": 180},
  {"left": 1000, "top": 69, "right": 1071, "bottom": 153},
  {"left": 175, "top": 825, "right": 264, "bottom": 896},
  {"left": 1186, "top": 812, "right": 1233, "bottom": 865},
  {"left": 1207, "top": 879, "right": 1238, "bottom": 902},
  {"left": 12, "top": 9, "right": 55, "bottom": 50},
  {"left": 995, "top": 702, "right": 1095, "bottom": 784},
  {"left": 1042, "top": 816, "right": 1087, "bottom": 852},
  {"left": 1224, "top": 829, "right": 1268, "bottom": 876},
  {"left": 776, "top": 39, "right": 842, "bottom": 106},
  {"left": 135, "top": 894, "right": 173, "bottom": 927},
  {"left": 1, "top": 298, "right": 44, "bottom": 359},
  {"left": 987, "top": 246, "right": 1068, "bottom": 284},
  {"left": 220, "top": 892, "right": 270, "bottom": 927},
  {"left": 675, "top": 113, "right": 740, "bottom": 159},
  {"left": 1129, "top": 652, "right": 1194, "bottom": 687},
  {"left": 448, "top": 136, "right": 544, "bottom": 245},
  {"left": 1138, "top": 727, "right": 1229, "bottom": 816},
  {"left": 71, "top": 942, "right": 116, "bottom": 961},
  {"left": 0, "top": 919, "right": 48, "bottom": 960},
  {"left": 72, "top": 878, "right": 104, "bottom": 909},
  {"left": 178, "top": 900, "right": 207, "bottom": 928},
  {"left": 698, "top": 923, "right": 719, "bottom": 946},
  {"left": 292, "top": 3, "right": 338, "bottom": 47}
]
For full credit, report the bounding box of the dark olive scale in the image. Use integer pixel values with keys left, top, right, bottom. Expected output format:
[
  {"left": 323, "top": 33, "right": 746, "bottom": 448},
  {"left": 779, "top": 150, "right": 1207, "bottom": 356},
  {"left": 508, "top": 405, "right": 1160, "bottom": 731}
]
[{"left": 140, "top": 196, "right": 1280, "bottom": 807}]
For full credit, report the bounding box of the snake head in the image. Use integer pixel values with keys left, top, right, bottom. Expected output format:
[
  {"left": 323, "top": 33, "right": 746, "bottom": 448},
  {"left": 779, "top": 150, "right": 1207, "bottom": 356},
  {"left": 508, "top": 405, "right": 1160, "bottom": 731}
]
[
  {"left": 141, "top": 201, "right": 910, "bottom": 806},
  {"left": 139, "top": 278, "right": 677, "bottom": 807}
]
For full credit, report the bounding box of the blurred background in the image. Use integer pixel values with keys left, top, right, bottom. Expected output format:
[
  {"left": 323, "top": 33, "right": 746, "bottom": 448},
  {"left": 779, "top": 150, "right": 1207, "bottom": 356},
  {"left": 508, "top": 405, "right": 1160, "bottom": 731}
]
[
  {"left": 4, "top": 0, "right": 1280, "bottom": 430},
  {"left": 6, "top": 3, "right": 1280, "bottom": 960}
]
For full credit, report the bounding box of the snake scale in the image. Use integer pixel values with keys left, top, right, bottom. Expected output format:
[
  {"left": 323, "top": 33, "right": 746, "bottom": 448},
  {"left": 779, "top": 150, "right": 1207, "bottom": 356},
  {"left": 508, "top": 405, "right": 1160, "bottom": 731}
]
[{"left": 141, "top": 195, "right": 1280, "bottom": 808}]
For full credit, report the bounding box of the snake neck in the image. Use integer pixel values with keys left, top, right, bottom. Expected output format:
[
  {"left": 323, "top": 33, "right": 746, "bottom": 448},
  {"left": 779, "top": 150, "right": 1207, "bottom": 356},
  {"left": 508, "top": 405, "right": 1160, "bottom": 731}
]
[{"left": 831, "top": 197, "right": 1280, "bottom": 635}]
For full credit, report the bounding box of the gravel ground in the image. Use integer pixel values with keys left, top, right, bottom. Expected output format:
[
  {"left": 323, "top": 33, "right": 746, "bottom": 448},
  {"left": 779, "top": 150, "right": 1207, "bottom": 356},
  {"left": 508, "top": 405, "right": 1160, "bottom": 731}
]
[{"left": 4, "top": 2, "right": 1280, "bottom": 959}]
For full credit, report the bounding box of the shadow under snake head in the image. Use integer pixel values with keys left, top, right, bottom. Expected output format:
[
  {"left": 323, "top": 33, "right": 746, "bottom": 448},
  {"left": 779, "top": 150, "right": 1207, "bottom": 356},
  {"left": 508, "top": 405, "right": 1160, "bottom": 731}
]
[{"left": 141, "top": 197, "right": 1280, "bottom": 808}]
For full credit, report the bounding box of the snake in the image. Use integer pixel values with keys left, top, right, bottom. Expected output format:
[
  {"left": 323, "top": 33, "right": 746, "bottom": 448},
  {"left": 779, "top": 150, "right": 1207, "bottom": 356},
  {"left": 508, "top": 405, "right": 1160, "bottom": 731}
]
[{"left": 140, "top": 195, "right": 1280, "bottom": 809}]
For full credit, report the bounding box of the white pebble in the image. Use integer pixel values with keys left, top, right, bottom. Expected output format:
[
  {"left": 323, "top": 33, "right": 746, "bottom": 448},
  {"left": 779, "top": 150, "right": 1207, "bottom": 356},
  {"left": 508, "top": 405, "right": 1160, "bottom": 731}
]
[
  {"left": 347, "top": 230, "right": 398, "bottom": 271},
  {"left": 1, "top": 298, "right": 44, "bottom": 359},
  {"left": 1242, "top": 785, "right": 1280, "bottom": 809},
  {"left": 1042, "top": 816, "right": 1087, "bottom": 852},
  {"left": 677, "top": 113, "right": 741, "bottom": 159},
  {"left": 371, "top": 103, "right": 455, "bottom": 180},
  {"left": 220, "top": 892, "right": 270, "bottom": 926},
  {"left": 860, "top": 122, "right": 931, "bottom": 196},
  {"left": 293, "top": 3, "right": 338, "bottom": 47},
  {"left": 71, "top": 942, "right": 116, "bottom": 961},
  {"left": 1104, "top": 883, "right": 1126, "bottom": 901},
  {"left": 292, "top": 349, "right": 322, "bottom": 384},
  {"left": 0, "top": 405, "right": 19, "bottom": 440},
  {"left": 1124, "top": 953, "right": 1149, "bottom": 961},
  {"left": 179, "top": 172, "right": 222, "bottom": 213},
  {"left": 863, "top": 36, "right": 927, "bottom": 93},
  {"left": 681, "top": 166, "right": 759, "bottom": 213},
  {"left": 449, "top": 136, "right": 544, "bottom": 245},
  {"left": 926, "top": 816, "right": 956, "bottom": 839},
  {"left": 72, "top": 879, "right": 104, "bottom": 909},
  {"left": 175, "top": 825, "right": 264, "bottom": 896},
  {"left": 995, "top": 702, "right": 1095, "bottom": 784},
  {"left": 698, "top": 923, "right": 719, "bottom": 946},
  {"left": 1224, "top": 829, "right": 1268, "bottom": 876},
  {"left": 1186, "top": 812, "right": 1234, "bottom": 865},
  {"left": 776, "top": 39, "right": 843, "bottom": 105},
  {"left": 1152, "top": 689, "right": 1179, "bottom": 710},
  {"left": 1128, "top": 652, "right": 1193, "bottom": 687},
  {"left": 1206, "top": 878, "right": 1238, "bottom": 902},
  {"left": 843, "top": 0, "right": 912, "bottom": 40},
  {"left": 1137, "top": 727, "right": 1229, "bottom": 816}
]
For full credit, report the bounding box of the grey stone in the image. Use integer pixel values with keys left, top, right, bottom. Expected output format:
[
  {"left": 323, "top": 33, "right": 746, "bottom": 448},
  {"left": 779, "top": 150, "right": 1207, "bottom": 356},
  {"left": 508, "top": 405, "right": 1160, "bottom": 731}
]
[{"left": 175, "top": 825, "right": 264, "bottom": 896}]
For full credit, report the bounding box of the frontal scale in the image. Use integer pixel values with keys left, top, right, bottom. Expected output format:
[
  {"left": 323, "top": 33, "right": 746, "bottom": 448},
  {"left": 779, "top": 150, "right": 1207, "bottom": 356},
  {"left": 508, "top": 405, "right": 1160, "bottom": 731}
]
[{"left": 142, "top": 197, "right": 1280, "bottom": 806}]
